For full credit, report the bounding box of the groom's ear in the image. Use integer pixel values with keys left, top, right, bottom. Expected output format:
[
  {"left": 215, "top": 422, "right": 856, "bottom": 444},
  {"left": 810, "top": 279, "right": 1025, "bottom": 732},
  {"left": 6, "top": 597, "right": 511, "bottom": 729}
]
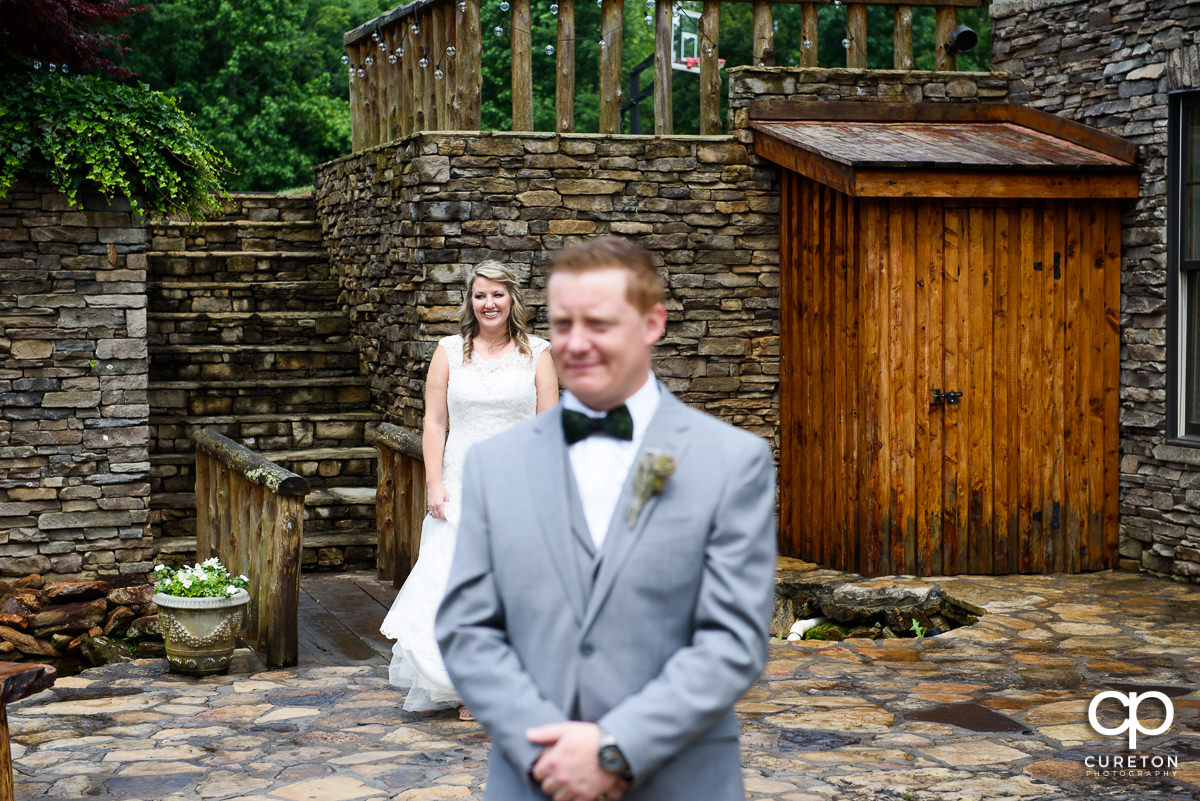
[{"left": 643, "top": 303, "right": 667, "bottom": 345}]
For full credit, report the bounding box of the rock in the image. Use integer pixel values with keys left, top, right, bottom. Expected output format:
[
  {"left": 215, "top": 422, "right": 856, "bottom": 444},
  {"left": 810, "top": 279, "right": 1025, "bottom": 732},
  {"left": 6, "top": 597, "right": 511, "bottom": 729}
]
[
  {"left": 13, "top": 574, "right": 44, "bottom": 590},
  {"left": 0, "top": 612, "right": 30, "bottom": 630},
  {"left": 126, "top": 615, "right": 159, "bottom": 639},
  {"left": 103, "top": 604, "right": 136, "bottom": 635},
  {"left": 106, "top": 583, "right": 154, "bottom": 608},
  {"left": 30, "top": 597, "right": 107, "bottom": 637},
  {"left": 0, "top": 624, "right": 60, "bottom": 656},
  {"left": 44, "top": 579, "right": 111, "bottom": 602},
  {"left": 12, "top": 591, "right": 43, "bottom": 612},
  {"left": 0, "top": 595, "right": 33, "bottom": 615},
  {"left": 821, "top": 581, "right": 935, "bottom": 623},
  {"left": 0, "top": 641, "right": 13, "bottom": 654},
  {"left": 79, "top": 634, "right": 136, "bottom": 667}
]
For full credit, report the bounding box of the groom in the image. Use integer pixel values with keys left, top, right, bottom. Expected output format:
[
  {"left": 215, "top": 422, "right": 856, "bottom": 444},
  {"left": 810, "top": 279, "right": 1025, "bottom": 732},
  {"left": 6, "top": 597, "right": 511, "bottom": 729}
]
[{"left": 436, "top": 235, "right": 776, "bottom": 801}]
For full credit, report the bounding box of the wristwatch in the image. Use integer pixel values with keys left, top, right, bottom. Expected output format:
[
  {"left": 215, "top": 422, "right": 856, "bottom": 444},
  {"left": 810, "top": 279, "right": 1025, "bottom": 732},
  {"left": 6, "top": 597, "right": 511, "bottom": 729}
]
[{"left": 597, "top": 729, "right": 632, "bottom": 779}]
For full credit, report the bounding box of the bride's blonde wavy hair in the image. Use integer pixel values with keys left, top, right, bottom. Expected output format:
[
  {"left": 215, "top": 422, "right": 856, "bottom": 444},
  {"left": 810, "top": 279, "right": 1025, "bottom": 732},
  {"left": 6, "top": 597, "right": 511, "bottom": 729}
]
[{"left": 457, "top": 260, "right": 532, "bottom": 363}]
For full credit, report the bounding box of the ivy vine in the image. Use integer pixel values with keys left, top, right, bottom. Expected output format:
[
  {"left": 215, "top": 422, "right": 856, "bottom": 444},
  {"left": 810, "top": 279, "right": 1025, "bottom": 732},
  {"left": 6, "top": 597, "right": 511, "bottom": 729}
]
[{"left": 0, "top": 72, "right": 229, "bottom": 218}]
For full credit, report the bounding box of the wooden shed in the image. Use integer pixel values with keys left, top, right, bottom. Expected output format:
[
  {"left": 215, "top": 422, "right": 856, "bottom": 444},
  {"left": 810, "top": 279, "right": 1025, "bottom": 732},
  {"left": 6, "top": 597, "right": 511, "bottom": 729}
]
[{"left": 751, "top": 101, "right": 1139, "bottom": 577}]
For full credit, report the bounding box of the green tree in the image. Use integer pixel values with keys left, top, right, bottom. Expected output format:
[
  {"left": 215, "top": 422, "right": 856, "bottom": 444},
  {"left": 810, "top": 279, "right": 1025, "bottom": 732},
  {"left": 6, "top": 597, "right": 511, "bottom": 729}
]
[{"left": 117, "top": 0, "right": 393, "bottom": 191}]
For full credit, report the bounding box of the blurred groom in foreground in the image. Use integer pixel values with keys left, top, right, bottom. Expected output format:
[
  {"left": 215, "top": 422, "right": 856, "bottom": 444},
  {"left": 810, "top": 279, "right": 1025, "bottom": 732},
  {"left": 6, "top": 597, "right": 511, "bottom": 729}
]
[{"left": 437, "top": 235, "right": 777, "bottom": 801}]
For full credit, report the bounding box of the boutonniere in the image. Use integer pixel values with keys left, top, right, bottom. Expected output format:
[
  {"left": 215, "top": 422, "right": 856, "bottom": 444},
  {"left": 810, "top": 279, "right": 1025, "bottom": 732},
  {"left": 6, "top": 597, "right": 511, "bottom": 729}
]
[{"left": 627, "top": 449, "right": 676, "bottom": 527}]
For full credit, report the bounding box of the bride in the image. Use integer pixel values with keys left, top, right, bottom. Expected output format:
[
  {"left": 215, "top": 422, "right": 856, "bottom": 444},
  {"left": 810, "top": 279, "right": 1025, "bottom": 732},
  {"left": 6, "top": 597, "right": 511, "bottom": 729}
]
[{"left": 380, "top": 261, "right": 558, "bottom": 717}]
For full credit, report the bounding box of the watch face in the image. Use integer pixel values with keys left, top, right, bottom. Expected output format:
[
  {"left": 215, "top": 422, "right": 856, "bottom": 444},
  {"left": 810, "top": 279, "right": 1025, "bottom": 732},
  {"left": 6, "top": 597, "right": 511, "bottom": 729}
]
[{"left": 599, "top": 744, "right": 626, "bottom": 772}]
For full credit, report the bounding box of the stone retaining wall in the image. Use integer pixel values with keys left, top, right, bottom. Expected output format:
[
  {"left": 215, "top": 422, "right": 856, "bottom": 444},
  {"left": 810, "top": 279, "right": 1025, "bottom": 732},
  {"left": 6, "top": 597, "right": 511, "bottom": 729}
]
[
  {"left": 314, "top": 132, "right": 783, "bottom": 443},
  {"left": 0, "top": 179, "right": 153, "bottom": 580},
  {"left": 992, "top": 0, "right": 1200, "bottom": 581}
]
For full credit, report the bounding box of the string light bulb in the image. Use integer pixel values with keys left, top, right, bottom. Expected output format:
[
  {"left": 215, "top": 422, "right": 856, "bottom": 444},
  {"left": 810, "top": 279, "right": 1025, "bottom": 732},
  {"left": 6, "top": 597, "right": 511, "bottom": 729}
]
[
  {"left": 494, "top": 25, "right": 504, "bottom": 35},
  {"left": 500, "top": 0, "right": 509, "bottom": 10},
  {"left": 550, "top": 2, "right": 558, "bottom": 12},
  {"left": 419, "top": 55, "right": 430, "bottom": 68},
  {"left": 545, "top": 44, "right": 555, "bottom": 55},
  {"left": 434, "top": 68, "right": 444, "bottom": 79},
  {"left": 446, "top": 44, "right": 456, "bottom": 56}
]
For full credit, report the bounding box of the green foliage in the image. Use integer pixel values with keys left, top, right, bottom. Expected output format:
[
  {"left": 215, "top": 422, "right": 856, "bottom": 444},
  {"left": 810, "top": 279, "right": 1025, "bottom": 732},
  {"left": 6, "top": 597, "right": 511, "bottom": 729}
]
[
  {"left": 909, "top": 618, "right": 927, "bottom": 638},
  {"left": 153, "top": 558, "right": 249, "bottom": 598},
  {"left": 804, "top": 622, "right": 848, "bottom": 641},
  {"left": 0, "top": 71, "right": 229, "bottom": 217},
  {"left": 115, "top": 0, "right": 394, "bottom": 191}
]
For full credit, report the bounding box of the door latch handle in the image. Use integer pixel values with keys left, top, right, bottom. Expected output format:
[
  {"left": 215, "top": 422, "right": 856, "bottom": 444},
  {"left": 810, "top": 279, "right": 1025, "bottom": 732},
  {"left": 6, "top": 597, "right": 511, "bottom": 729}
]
[{"left": 931, "top": 389, "right": 963, "bottom": 406}]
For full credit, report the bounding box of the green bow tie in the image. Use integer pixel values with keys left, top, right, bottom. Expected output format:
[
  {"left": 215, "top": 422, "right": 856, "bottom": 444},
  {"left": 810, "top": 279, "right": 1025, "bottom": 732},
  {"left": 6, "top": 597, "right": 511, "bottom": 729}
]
[{"left": 562, "top": 405, "right": 634, "bottom": 445}]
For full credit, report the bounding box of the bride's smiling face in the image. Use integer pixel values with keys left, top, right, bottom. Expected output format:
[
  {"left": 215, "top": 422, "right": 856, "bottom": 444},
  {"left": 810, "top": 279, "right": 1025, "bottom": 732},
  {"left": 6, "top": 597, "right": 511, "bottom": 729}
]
[{"left": 471, "top": 276, "right": 512, "bottom": 332}]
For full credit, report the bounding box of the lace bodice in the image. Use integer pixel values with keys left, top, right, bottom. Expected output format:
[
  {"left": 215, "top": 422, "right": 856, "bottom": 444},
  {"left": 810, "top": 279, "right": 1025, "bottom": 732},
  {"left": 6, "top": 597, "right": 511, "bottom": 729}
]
[{"left": 439, "top": 334, "right": 549, "bottom": 515}]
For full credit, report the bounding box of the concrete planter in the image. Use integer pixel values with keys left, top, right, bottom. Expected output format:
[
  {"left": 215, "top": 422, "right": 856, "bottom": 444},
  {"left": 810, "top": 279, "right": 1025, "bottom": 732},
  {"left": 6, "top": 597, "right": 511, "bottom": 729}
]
[{"left": 153, "top": 589, "right": 250, "bottom": 676}]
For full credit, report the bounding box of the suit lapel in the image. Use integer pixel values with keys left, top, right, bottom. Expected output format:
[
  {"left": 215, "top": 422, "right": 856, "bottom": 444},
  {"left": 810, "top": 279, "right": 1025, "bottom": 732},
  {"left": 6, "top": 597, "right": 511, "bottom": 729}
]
[
  {"left": 581, "top": 387, "right": 692, "bottom": 634},
  {"left": 527, "top": 408, "right": 586, "bottom": 625}
]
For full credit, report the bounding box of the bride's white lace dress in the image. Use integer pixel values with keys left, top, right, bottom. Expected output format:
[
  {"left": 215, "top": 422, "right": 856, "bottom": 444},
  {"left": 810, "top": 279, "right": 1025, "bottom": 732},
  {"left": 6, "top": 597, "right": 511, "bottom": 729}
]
[{"left": 380, "top": 333, "right": 549, "bottom": 710}]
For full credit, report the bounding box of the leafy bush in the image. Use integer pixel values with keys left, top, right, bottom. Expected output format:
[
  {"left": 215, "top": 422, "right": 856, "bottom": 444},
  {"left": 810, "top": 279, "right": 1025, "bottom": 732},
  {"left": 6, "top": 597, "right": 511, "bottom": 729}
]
[
  {"left": 153, "top": 558, "right": 249, "bottom": 598},
  {"left": 0, "top": 71, "right": 229, "bottom": 217}
]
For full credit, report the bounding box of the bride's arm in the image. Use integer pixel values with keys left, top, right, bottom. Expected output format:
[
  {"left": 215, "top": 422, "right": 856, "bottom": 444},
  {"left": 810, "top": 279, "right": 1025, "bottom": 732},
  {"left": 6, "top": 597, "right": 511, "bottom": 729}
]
[
  {"left": 423, "top": 345, "right": 450, "bottom": 518},
  {"left": 534, "top": 348, "right": 559, "bottom": 414}
]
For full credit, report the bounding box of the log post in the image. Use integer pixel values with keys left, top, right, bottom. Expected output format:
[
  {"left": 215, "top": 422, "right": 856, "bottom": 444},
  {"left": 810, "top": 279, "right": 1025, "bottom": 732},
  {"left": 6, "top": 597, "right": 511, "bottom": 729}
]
[
  {"left": 556, "top": 0, "right": 575, "bottom": 132},
  {"left": 599, "top": 0, "right": 623, "bottom": 134},
  {"left": 458, "top": 0, "right": 482, "bottom": 130},
  {"left": 512, "top": 0, "right": 533, "bottom": 130},
  {"left": 800, "top": 3, "right": 818, "bottom": 67},
  {"left": 935, "top": 6, "right": 957, "bottom": 71},
  {"left": 846, "top": 3, "right": 867, "bottom": 69},
  {"left": 751, "top": 0, "right": 773, "bottom": 66},
  {"left": 699, "top": 0, "right": 721, "bottom": 135},
  {"left": 0, "top": 663, "right": 56, "bottom": 801},
  {"left": 894, "top": 5, "right": 913, "bottom": 70},
  {"left": 653, "top": 0, "right": 672, "bottom": 135}
]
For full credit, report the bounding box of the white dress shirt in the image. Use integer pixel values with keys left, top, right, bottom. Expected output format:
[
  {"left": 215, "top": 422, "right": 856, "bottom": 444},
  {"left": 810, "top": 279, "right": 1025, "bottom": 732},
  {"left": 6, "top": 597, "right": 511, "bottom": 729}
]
[{"left": 562, "top": 373, "right": 661, "bottom": 548}]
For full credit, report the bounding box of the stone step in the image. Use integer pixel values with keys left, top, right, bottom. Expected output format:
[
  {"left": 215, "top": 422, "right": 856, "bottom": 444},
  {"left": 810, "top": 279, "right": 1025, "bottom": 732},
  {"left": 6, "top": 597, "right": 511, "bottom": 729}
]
[
  {"left": 149, "top": 343, "right": 360, "bottom": 383},
  {"left": 151, "top": 412, "right": 380, "bottom": 454},
  {"left": 151, "top": 446, "right": 377, "bottom": 494},
  {"left": 147, "top": 310, "right": 350, "bottom": 345},
  {"left": 148, "top": 281, "right": 342, "bottom": 314},
  {"left": 147, "top": 251, "right": 330, "bottom": 282},
  {"left": 148, "top": 377, "right": 370, "bottom": 418},
  {"left": 150, "top": 227, "right": 322, "bottom": 253}
]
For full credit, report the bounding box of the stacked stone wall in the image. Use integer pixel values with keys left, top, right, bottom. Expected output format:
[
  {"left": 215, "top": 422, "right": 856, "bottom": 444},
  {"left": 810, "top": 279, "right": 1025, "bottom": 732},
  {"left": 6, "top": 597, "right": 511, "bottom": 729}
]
[
  {"left": 314, "top": 133, "right": 783, "bottom": 443},
  {"left": 991, "top": 0, "right": 1200, "bottom": 581},
  {"left": 0, "top": 179, "right": 153, "bottom": 580}
]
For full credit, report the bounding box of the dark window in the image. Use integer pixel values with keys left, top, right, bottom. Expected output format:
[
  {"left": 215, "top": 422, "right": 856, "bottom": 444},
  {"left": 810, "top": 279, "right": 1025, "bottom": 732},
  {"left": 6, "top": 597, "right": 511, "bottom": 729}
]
[{"left": 1169, "top": 92, "right": 1200, "bottom": 439}]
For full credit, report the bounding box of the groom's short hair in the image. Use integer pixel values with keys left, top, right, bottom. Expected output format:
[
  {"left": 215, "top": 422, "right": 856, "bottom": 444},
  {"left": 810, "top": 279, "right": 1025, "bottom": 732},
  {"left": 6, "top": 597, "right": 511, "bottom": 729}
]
[{"left": 549, "top": 235, "right": 665, "bottom": 312}]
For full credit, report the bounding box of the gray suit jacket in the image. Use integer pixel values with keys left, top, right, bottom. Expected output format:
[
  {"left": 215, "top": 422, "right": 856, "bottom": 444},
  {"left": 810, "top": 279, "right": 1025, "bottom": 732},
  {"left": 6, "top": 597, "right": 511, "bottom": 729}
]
[{"left": 435, "top": 387, "right": 777, "bottom": 800}]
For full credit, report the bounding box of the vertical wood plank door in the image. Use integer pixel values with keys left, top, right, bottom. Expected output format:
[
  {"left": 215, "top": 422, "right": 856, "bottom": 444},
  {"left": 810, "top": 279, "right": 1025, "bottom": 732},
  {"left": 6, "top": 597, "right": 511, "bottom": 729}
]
[{"left": 779, "top": 174, "right": 1120, "bottom": 576}]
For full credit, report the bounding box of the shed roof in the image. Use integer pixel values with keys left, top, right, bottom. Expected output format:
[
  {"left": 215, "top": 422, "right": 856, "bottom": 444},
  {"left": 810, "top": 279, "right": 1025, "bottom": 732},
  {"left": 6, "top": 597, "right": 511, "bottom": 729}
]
[{"left": 750, "top": 102, "right": 1139, "bottom": 199}]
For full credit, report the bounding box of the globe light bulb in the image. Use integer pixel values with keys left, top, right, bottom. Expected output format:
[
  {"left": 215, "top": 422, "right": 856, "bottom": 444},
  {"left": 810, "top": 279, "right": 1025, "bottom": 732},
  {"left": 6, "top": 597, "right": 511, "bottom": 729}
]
[
  {"left": 545, "top": 44, "right": 555, "bottom": 55},
  {"left": 388, "top": 53, "right": 398, "bottom": 63},
  {"left": 357, "top": 67, "right": 366, "bottom": 77},
  {"left": 410, "top": 23, "right": 420, "bottom": 34},
  {"left": 550, "top": 2, "right": 558, "bottom": 13},
  {"left": 397, "top": 46, "right": 405, "bottom": 57},
  {"left": 459, "top": 1, "right": 468, "bottom": 10},
  {"left": 364, "top": 55, "right": 375, "bottom": 66},
  {"left": 842, "top": 38, "right": 850, "bottom": 48},
  {"left": 419, "top": 56, "right": 430, "bottom": 68},
  {"left": 434, "top": 68, "right": 444, "bottom": 79},
  {"left": 341, "top": 54, "right": 350, "bottom": 65},
  {"left": 494, "top": 25, "right": 504, "bottom": 35},
  {"left": 371, "top": 32, "right": 380, "bottom": 42},
  {"left": 644, "top": 15, "right": 652, "bottom": 25},
  {"left": 446, "top": 44, "right": 456, "bottom": 56},
  {"left": 501, "top": 0, "right": 510, "bottom": 10}
]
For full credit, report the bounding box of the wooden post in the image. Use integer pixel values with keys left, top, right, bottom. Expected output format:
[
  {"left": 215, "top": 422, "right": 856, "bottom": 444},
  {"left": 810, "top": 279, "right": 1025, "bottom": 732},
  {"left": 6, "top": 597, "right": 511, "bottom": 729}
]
[
  {"left": 800, "top": 3, "right": 818, "bottom": 67},
  {"left": 556, "top": 0, "right": 575, "bottom": 132},
  {"left": 846, "top": 3, "right": 867, "bottom": 69},
  {"left": 512, "top": 0, "right": 533, "bottom": 130},
  {"left": 413, "top": 17, "right": 428, "bottom": 132},
  {"left": 458, "top": 0, "right": 482, "bottom": 130},
  {"left": 699, "top": 0, "right": 721, "bottom": 135},
  {"left": 1, "top": 663, "right": 56, "bottom": 801},
  {"left": 653, "top": 0, "right": 672, "bottom": 135},
  {"left": 384, "top": 24, "right": 401, "bottom": 141},
  {"left": 894, "top": 5, "right": 913, "bottom": 70},
  {"left": 348, "top": 42, "right": 364, "bottom": 150},
  {"left": 376, "top": 444, "right": 397, "bottom": 583},
  {"left": 751, "top": 0, "right": 773, "bottom": 66},
  {"left": 599, "top": 0, "right": 623, "bottom": 134},
  {"left": 268, "top": 495, "right": 302, "bottom": 667},
  {"left": 435, "top": 3, "right": 452, "bottom": 130},
  {"left": 401, "top": 21, "right": 415, "bottom": 136},
  {"left": 935, "top": 6, "right": 957, "bottom": 71}
]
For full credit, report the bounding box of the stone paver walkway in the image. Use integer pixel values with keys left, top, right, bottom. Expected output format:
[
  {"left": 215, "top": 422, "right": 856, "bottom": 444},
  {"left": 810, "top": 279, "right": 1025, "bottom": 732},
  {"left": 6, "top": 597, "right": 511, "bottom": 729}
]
[{"left": 9, "top": 568, "right": 1200, "bottom": 800}]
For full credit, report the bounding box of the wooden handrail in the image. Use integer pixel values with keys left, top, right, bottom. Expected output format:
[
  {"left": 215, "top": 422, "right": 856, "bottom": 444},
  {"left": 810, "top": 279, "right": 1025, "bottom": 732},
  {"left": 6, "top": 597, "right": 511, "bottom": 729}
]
[
  {"left": 375, "top": 423, "right": 427, "bottom": 589},
  {"left": 345, "top": 0, "right": 985, "bottom": 148},
  {"left": 1, "top": 663, "right": 55, "bottom": 801},
  {"left": 190, "top": 428, "right": 307, "bottom": 667}
]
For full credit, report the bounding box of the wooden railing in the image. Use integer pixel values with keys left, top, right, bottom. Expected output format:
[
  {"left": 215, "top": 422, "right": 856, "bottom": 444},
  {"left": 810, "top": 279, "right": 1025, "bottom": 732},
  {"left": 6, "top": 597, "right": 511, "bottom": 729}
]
[
  {"left": 375, "top": 423, "right": 427, "bottom": 589},
  {"left": 191, "top": 428, "right": 309, "bottom": 668},
  {"left": 345, "top": 0, "right": 983, "bottom": 148}
]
